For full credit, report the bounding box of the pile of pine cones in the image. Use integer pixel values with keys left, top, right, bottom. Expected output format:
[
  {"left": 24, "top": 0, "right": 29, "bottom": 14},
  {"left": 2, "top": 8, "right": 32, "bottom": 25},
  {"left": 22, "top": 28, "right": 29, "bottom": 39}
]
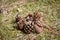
[{"left": 16, "top": 12, "right": 43, "bottom": 34}]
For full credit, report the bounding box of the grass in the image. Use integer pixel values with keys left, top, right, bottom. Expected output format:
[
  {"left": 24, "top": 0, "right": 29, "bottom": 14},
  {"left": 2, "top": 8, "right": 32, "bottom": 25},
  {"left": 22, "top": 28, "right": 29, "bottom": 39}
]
[{"left": 0, "top": 0, "right": 60, "bottom": 40}]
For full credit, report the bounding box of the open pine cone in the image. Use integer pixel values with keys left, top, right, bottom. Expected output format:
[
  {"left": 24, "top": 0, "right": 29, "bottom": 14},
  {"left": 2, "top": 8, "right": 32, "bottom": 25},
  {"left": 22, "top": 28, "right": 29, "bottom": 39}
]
[{"left": 23, "top": 14, "right": 35, "bottom": 34}]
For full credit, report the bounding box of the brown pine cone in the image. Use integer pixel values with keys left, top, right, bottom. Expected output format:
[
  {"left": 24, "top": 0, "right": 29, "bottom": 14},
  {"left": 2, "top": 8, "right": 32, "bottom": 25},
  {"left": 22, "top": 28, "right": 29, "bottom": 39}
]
[
  {"left": 16, "top": 14, "right": 24, "bottom": 29},
  {"left": 23, "top": 14, "right": 35, "bottom": 34},
  {"left": 32, "top": 12, "right": 43, "bottom": 33}
]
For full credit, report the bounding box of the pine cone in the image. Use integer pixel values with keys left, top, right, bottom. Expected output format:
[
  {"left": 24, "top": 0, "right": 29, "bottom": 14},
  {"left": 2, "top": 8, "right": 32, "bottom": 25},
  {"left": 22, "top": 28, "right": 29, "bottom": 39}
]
[
  {"left": 16, "top": 14, "right": 24, "bottom": 29},
  {"left": 23, "top": 14, "right": 35, "bottom": 34},
  {"left": 33, "top": 12, "right": 43, "bottom": 33}
]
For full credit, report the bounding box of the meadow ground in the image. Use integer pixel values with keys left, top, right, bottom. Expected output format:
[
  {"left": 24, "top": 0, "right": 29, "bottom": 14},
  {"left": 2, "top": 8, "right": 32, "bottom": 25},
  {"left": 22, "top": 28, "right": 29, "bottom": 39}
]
[{"left": 0, "top": 0, "right": 60, "bottom": 40}]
